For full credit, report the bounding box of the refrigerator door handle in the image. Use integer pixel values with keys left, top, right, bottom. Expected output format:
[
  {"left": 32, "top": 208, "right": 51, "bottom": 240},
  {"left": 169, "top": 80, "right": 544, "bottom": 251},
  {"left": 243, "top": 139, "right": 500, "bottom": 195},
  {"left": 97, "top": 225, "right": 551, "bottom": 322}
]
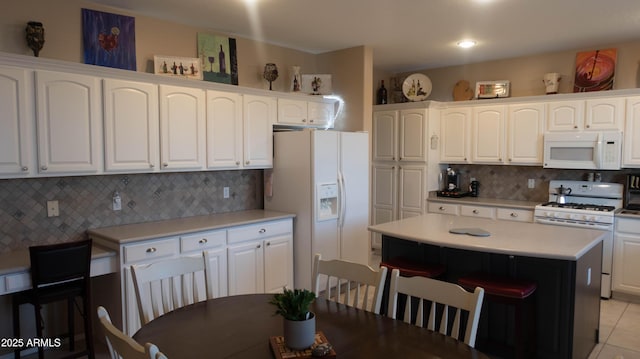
[{"left": 338, "top": 171, "right": 347, "bottom": 228}]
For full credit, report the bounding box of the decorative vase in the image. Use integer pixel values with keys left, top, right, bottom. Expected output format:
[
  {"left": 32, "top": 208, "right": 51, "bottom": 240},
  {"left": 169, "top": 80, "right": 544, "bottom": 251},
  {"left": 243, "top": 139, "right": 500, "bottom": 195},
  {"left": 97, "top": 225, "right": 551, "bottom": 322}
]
[
  {"left": 292, "top": 66, "right": 301, "bottom": 92},
  {"left": 25, "top": 21, "right": 45, "bottom": 57},
  {"left": 543, "top": 72, "right": 561, "bottom": 94},
  {"left": 263, "top": 63, "right": 279, "bottom": 91},
  {"left": 283, "top": 312, "right": 316, "bottom": 350}
]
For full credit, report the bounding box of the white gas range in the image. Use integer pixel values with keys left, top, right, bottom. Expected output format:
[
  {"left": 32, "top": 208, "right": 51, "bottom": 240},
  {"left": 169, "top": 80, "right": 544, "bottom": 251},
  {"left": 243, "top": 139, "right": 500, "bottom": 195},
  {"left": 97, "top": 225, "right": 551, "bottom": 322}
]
[{"left": 534, "top": 180, "right": 623, "bottom": 298}]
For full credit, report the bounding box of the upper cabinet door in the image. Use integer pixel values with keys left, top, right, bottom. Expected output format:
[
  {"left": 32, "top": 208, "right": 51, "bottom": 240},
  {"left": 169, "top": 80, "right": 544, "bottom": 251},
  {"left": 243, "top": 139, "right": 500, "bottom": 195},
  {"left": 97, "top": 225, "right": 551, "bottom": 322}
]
[
  {"left": 103, "top": 79, "right": 159, "bottom": 172},
  {"left": 243, "top": 94, "right": 275, "bottom": 168},
  {"left": 507, "top": 103, "right": 545, "bottom": 165},
  {"left": 35, "top": 70, "right": 102, "bottom": 174},
  {"left": 440, "top": 107, "right": 471, "bottom": 163},
  {"left": 0, "top": 67, "right": 33, "bottom": 177},
  {"left": 207, "top": 90, "right": 243, "bottom": 169},
  {"left": 399, "top": 109, "right": 428, "bottom": 162},
  {"left": 277, "top": 98, "right": 307, "bottom": 125},
  {"left": 307, "top": 101, "right": 334, "bottom": 128},
  {"left": 372, "top": 110, "right": 397, "bottom": 162},
  {"left": 547, "top": 100, "right": 584, "bottom": 131},
  {"left": 471, "top": 105, "right": 505, "bottom": 164},
  {"left": 585, "top": 97, "right": 624, "bottom": 131},
  {"left": 159, "top": 85, "right": 206, "bottom": 171},
  {"left": 623, "top": 96, "right": 640, "bottom": 167}
]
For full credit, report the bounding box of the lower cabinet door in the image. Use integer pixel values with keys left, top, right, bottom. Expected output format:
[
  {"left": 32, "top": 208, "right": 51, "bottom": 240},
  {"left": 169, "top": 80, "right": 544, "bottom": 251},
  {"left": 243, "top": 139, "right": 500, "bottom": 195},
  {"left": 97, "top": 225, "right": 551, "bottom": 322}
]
[
  {"left": 227, "top": 240, "right": 264, "bottom": 295},
  {"left": 264, "top": 235, "right": 293, "bottom": 293}
]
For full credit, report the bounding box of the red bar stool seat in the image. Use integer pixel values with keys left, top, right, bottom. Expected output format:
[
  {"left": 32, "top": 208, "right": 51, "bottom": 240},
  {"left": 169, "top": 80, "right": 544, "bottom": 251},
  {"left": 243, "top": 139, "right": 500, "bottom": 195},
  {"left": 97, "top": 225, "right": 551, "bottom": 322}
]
[
  {"left": 458, "top": 272, "right": 537, "bottom": 359},
  {"left": 380, "top": 256, "right": 446, "bottom": 278}
]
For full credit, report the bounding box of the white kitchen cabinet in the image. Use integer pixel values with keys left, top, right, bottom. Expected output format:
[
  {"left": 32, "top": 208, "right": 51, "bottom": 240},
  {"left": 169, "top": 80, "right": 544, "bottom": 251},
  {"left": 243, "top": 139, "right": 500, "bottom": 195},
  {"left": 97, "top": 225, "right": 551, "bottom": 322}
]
[
  {"left": 159, "top": 84, "right": 206, "bottom": 171},
  {"left": 613, "top": 217, "right": 640, "bottom": 295},
  {"left": 371, "top": 163, "right": 426, "bottom": 248},
  {"left": 585, "top": 97, "right": 624, "bottom": 131},
  {"left": 0, "top": 66, "right": 33, "bottom": 177},
  {"left": 471, "top": 105, "right": 506, "bottom": 164},
  {"left": 427, "top": 202, "right": 460, "bottom": 215},
  {"left": 277, "top": 98, "right": 335, "bottom": 127},
  {"left": 103, "top": 78, "right": 159, "bottom": 172},
  {"left": 227, "top": 219, "right": 293, "bottom": 295},
  {"left": 440, "top": 107, "right": 471, "bottom": 163},
  {"left": 243, "top": 94, "right": 276, "bottom": 168},
  {"left": 372, "top": 110, "right": 397, "bottom": 162},
  {"left": 496, "top": 208, "right": 533, "bottom": 222},
  {"left": 180, "top": 229, "right": 228, "bottom": 299},
  {"left": 623, "top": 96, "right": 640, "bottom": 167},
  {"left": 547, "top": 98, "right": 623, "bottom": 132},
  {"left": 547, "top": 100, "right": 584, "bottom": 131},
  {"left": 35, "top": 70, "right": 102, "bottom": 174},
  {"left": 460, "top": 204, "right": 496, "bottom": 219},
  {"left": 206, "top": 90, "right": 243, "bottom": 169},
  {"left": 507, "top": 102, "right": 545, "bottom": 165}
]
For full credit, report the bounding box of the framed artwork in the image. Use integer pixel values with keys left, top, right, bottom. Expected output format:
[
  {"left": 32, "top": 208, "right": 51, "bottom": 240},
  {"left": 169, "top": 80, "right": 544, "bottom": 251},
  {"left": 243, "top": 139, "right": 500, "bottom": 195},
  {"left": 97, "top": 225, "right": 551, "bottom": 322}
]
[
  {"left": 475, "top": 80, "right": 510, "bottom": 99},
  {"left": 153, "top": 55, "right": 201, "bottom": 80},
  {"left": 197, "top": 33, "right": 238, "bottom": 85},
  {"left": 82, "top": 8, "right": 136, "bottom": 70},
  {"left": 301, "top": 74, "right": 332, "bottom": 95},
  {"left": 573, "top": 48, "right": 617, "bottom": 92}
]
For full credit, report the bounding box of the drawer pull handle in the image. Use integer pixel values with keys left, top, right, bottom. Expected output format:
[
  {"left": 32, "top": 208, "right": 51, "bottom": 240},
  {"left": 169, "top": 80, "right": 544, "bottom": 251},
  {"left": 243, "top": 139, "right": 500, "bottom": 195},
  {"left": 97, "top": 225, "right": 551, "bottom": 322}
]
[
  {"left": 439, "top": 206, "right": 445, "bottom": 211},
  {"left": 163, "top": 163, "right": 168, "bottom": 167},
  {"left": 199, "top": 238, "right": 208, "bottom": 244},
  {"left": 146, "top": 247, "right": 157, "bottom": 253},
  {"left": 259, "top": 228, "right": 266, "bottom": 234},
  {"left": 22, "top": 166, "right": 28, "bottom": 171},
  {"left": 472, "top": 209, "right": 479, "bottom": 214},
  {"left": 510, "top": 213, "right": 518, "bottom": 217},
  {"left": 40, "top": 165, "right": 47, "bottom": 171}
]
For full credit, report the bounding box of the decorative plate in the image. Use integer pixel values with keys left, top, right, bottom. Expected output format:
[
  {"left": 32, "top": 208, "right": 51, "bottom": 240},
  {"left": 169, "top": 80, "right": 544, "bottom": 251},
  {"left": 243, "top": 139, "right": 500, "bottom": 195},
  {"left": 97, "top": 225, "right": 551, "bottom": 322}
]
[{"left": 402, "top": 73, "right": 432, "bottom": 101}]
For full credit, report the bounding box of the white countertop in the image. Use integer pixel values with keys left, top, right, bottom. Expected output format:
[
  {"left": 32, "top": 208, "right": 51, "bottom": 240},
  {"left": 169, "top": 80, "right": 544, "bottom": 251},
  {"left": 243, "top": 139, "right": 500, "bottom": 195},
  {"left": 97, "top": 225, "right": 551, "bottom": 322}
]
[
  {"left": 87, "top": 209, "right": 296, "bottom": 244},
  {"left": 368, "top": 213, "right": 606, "bottom": 260}
]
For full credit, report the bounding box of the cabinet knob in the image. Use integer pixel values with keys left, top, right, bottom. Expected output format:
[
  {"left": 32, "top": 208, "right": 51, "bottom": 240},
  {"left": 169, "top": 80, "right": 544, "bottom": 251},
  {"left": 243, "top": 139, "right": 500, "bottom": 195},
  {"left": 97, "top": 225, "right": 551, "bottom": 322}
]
[
  {"left": 199, "top": 238, "right": 208, "bottom": 244},
  {"left": 302, "top": 119, "right": 306, "bottom": 122},
  {"left": 149, "top": 163, "right": 154, "bottom": 168},
  {"left": 163, "top": 163, "right": 168, "bottom": 167},
  {"left": 146, "top": 247, "right": 157, "bottom": 253},
  {"left": 574, "top": 125, "right": 578, "bottom": 129},
  {"left": 439, "top": 206, "right": 445, "bottom": 211},
  {"left": 586, "top": 125, "right": 590, "bottom": 128},
  {"left": 510, "top": 212, "right": 518, "bottom": 217},
  {"left": 309, "top": 119, "right": 314, "bottom": 123},
  {"left": 508, "top": 158, "right": 512, "bottom": 162},
  {"left": 472, "top": 209, "right": 479, "bottom": 214},
  {"left": 245, "top": 161, "right": 250, "bottom": 165},
  {"left": 266, "top": 242, "right": 271, "bottom": 246},
  {"left": 235, "top": 161, "right": 240, "bottom": 166},
  {"left": 499, "top": 158, "right": 502, "bottom": 161},
  {"left": 464, "top": 157, "right": 467, "bottom": 161},
  {"left": 40, "top": 165, "right": 47, "bottom": 171},
  {"left": 259, "top": 228, "right": 266, "bottom": 234},
  {"left": 21, "top": 166, "right": 28, "bottom": 171},
  {"left": 399, "top": 157, "right": 402, "bottom": 161},
  {"left": 257, "top": 244, "right": 261, "bottom": 249}
]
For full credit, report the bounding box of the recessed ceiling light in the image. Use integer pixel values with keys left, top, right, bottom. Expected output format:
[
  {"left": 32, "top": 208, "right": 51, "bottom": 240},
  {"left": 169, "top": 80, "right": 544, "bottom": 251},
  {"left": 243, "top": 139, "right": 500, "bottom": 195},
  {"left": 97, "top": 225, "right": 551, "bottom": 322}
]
[{"left": 457, "top": 40, "right": 477, "bottom": 49}]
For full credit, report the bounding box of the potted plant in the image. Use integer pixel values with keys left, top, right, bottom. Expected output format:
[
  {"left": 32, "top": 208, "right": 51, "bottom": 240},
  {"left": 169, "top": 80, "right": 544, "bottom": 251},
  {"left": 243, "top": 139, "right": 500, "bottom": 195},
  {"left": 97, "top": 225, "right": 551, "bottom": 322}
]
[{"left": 269, "top": 288, "right": 316, "bottom": 350}]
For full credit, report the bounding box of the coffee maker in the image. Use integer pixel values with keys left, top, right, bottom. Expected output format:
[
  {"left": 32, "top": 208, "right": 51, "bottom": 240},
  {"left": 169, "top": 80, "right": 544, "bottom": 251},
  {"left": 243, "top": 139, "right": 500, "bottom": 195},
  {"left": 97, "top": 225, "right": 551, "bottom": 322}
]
[{"left": 445, "top": 167, "right": 459, "bottom": 191}]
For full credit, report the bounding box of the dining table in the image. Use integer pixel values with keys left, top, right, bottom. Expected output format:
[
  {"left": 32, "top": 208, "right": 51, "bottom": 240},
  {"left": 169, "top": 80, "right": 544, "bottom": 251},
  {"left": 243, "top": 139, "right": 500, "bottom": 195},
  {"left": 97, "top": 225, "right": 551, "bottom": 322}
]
[{"left": 133, "top": 293, "right": 490, "bottom": 359}]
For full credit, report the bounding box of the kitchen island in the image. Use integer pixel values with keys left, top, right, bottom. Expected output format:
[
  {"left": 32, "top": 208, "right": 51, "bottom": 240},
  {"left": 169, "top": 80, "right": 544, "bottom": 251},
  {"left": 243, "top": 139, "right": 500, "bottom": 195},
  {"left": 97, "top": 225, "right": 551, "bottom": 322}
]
[{"left": 369, "top": 213, "right": 606, "bottom": 359}]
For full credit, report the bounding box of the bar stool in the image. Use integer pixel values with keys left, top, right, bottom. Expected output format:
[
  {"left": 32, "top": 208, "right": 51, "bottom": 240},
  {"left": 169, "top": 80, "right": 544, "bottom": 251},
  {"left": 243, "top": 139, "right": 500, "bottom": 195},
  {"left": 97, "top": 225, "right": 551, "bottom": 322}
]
[
  {"left": 13, "top": 239, "right": 94, "bottom": 359},
  {"left": 458, "top": 272, "right": 537, "bottom": 359},
  {"left": 380, "top": 256, "right": 446, "bottom": 316}
]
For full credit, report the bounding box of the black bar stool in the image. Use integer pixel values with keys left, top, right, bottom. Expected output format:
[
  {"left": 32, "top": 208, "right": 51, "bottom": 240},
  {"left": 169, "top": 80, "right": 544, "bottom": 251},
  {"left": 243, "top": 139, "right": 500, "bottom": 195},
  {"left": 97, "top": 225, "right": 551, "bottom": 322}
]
[
  {"left": 458, "top": 272, "right": 537, "bottom": 359},
  {"left": 13, "top": 239, "right": 94, "bottom": 359}
]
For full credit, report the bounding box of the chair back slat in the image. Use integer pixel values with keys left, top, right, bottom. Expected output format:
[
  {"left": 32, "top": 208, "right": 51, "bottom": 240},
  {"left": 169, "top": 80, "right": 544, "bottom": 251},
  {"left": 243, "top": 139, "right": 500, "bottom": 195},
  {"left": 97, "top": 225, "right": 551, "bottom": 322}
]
[
  {"left": 312, "top": 254, "right": 387, "bottom": 314},
  {"left": 387, "top": 268, "right": 484, "bottom": 348},
  {"left": 97, "top": 306, "right": 168, "bottom": 359},
  {"left": 131, "top": 254, "right": 211, "bottom": 325}
]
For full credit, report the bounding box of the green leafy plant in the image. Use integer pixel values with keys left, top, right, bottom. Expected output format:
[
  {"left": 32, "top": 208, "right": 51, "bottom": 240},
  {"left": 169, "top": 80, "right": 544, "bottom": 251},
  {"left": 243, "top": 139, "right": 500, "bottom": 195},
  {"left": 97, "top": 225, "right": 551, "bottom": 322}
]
[{"left": 269, "top": 288, "right": 316, "bottom": 321}]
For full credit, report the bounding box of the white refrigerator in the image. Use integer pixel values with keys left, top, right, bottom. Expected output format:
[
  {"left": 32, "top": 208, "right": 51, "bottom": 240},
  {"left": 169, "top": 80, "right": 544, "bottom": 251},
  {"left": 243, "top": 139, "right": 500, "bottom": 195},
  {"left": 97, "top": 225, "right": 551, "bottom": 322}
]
[{"left": 264, "top": 129, "right": 370, "bottom": 290}]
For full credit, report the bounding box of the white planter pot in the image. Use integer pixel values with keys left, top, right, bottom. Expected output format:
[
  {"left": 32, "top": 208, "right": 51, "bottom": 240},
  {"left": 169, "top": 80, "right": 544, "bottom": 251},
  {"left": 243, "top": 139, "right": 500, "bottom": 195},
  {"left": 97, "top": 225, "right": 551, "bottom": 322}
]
[{"left": 283, "top": 312, "right": 316, "bottom": 350}]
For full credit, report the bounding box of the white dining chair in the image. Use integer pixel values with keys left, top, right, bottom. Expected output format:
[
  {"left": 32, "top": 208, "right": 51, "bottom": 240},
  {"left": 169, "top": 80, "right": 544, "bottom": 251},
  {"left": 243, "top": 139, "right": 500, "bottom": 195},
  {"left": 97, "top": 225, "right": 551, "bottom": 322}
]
[
  {"left": 131, "top": 253, "right": 211, "bottom": 325},
  {"left": 97, "top": 306, "right": 169, "bottom": 359},
  {"left": 387, "top": 268, "right": 484, "bottom": 348},
  {"left": 312, "top": 253, "right": 388, "bottom": 314}
]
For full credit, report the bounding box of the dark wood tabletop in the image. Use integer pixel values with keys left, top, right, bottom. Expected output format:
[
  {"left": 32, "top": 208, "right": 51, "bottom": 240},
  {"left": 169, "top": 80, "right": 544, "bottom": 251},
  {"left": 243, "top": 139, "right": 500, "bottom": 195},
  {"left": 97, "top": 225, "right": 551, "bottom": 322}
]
[{"left": 133, "top": 294, "right": 490, "bottom": 359}]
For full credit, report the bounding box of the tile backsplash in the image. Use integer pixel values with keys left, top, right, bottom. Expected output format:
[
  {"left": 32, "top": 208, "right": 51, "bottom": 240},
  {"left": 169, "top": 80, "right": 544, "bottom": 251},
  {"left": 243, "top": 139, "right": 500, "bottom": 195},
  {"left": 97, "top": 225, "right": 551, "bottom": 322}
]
[
  {"left": 0, "top": 170, "right": 263, "bottom": 253},
  {"left": 445, "top": 165, "right": 636, "bottom": 202}
]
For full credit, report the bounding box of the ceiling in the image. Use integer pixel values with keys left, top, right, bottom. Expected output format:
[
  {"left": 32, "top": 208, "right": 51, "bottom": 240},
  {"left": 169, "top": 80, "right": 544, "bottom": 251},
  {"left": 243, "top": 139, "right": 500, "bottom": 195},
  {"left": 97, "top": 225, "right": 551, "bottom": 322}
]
[{"left": 89, "top": 0, "right": 640, "bottom": 73}]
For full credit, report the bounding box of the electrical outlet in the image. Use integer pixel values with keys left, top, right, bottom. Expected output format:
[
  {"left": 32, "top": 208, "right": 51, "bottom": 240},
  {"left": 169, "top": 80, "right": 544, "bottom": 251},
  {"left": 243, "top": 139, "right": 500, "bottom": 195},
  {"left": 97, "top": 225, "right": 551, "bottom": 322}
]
[
  {"left": 223, "top": 187, "right": 230, "bottom": 199},
  {"left": 47, "top": 200, "right": 59, "bottom": 217},
  {"left": 528, "top": 179, "right": 535, "bottom": 189},
  {"left": 112, "top": 191, "right": 122, "bottom": 211}
]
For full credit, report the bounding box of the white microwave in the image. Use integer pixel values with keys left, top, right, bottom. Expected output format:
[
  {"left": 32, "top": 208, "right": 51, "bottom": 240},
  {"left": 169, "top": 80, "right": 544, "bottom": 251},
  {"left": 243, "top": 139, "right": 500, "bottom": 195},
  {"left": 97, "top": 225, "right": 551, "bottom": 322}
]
[{"left": 543, "top": 131, "right": 622, "bottom": 170}]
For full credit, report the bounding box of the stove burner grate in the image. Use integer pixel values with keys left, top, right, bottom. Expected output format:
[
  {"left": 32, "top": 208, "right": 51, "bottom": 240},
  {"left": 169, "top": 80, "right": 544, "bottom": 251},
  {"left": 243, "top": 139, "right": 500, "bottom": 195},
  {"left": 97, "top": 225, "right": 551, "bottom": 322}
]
[{"left": 540, "top": 202, "right": 616, "bottom": 212}]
